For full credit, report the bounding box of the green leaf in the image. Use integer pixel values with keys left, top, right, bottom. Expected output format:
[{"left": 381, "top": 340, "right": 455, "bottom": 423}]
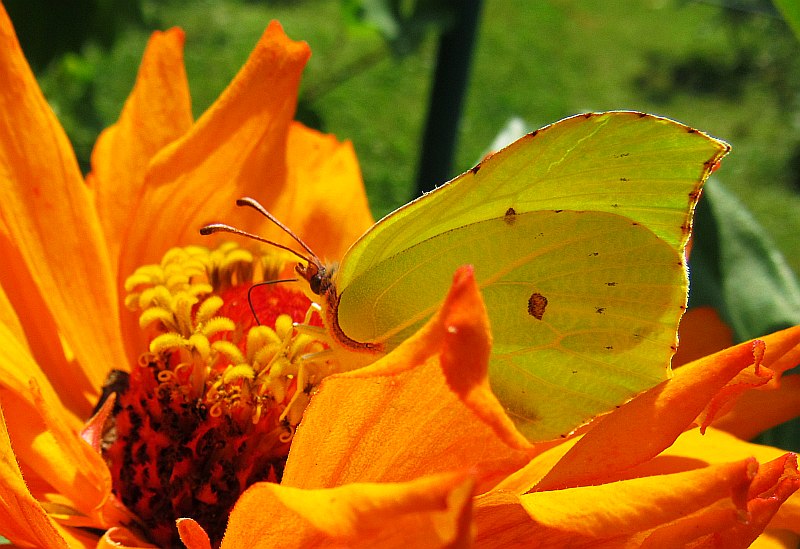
[
  {"left": 690, "top": 179, "right": 800, "bottom": 340},
  {"left": 773, "top": 0, "right": 800, "bottom": 42}
]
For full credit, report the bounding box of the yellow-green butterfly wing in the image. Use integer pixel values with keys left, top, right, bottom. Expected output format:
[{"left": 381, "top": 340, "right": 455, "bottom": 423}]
[{"left": 332, "top": 111, "right": 730, "bottom": 442}]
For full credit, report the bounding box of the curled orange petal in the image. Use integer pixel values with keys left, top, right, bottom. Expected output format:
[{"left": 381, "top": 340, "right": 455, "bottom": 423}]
[
  {"left": 712, "top": 373, "right": 800, "bottom": 440},
  {"left": 0, "top": 380, "right": 125, "bottom": 526},
  {"left": 699, "top": 325, "right": 800, "bottom": 432},
  {"left": 641, "top": 453, "right": 799, "bottom": 547},
  {"left": 476, "top": 457, "right": 787, "bottom": 547},
  {"left": 284, "top": 266, "right": 534, "bottom": 492},
  {"left": 697, "top": 338, "right": 769, "bottom": 431},
  {"left": 534, "top": 330, "right": 796, "bottom": 491},
  {"left": 525, "top": 459, "right": 756, "bottom": 539}
]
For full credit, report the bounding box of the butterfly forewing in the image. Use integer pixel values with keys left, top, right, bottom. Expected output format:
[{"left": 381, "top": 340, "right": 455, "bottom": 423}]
[{"left": 335, "top": 112, "right": 729, "bottom": 292}]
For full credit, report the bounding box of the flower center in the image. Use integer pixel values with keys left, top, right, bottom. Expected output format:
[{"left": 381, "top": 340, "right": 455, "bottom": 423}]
[{"left": 104, "top": 242, "right": 332, "bottom": 547}]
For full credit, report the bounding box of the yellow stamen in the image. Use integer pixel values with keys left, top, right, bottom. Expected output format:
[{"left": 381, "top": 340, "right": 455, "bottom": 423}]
[{"left": 123, "top": 242, "right": 336, "bottom": 434}]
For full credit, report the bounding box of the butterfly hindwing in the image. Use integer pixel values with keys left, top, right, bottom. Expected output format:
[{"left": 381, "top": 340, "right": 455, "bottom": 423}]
[{"left": 337, "top": 209, "right": 685, "bottom": 440}]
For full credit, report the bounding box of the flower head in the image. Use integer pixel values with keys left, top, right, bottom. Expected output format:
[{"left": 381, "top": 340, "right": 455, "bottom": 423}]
[{"left": 1, "top": 4, "right": 800, "bottom": 548}]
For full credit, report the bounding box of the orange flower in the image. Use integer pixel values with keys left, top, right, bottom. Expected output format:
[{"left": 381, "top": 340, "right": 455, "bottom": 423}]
[
  {"left": 1, "top": 5, "right": 800, "bottom": 548},
  {"left": 0, "top": 5, "right": 371, "bottom": 546}
]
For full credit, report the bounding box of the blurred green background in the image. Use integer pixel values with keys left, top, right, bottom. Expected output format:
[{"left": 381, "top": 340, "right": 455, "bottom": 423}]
[
  {"left": 6, "top": 0, "right": 800, "bottom": 443},
  {"left": 6, "top": 1, "right": 800, "bottom": 244}
]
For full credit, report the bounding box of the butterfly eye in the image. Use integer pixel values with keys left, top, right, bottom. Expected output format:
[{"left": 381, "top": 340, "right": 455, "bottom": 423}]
[
  {"left": 310, "top": 272, "right": 324, "bottom": 295},
  {"left": 295, "top": 262, "right": 326, "bottom": 295}
]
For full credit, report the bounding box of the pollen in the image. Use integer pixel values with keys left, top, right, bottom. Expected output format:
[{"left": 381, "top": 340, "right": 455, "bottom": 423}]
[{"left": 104, "top": 242, "right": 332, "bottom": 547}]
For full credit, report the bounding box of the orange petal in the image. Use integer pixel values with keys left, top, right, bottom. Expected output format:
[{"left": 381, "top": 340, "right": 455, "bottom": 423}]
[
  {"left": 0, "top": 380, "right": 128, "bottom": 528},
  {"left": 472, "top": 491, "right": 543, "bottom": 548},
  {"left": 437, "top": 266, "right": 530, "bottom": 450},
  {"left": 489, "top": 436, "right": 579, "bottom": 495},
  {"left": 0, "top": 277, "right": 26, "bottom": 346},
  {"left": 0, "top": 403, "right": 69, "bottom": 548},
  {"left": 119, "top": 21, "right": 310, "bottom": 278},
  {"left": 220, "top": 472, "right": 473, "bottom": 548},
  {"left": 696, "top": 338, "right": 770, "bottom": 431},
  {"left": 0, "top": 4, "right": 126, "bottom": 400},
  {"left": 534, "top": 333, "right": 779, "bottom": 491},
  {"left": 625, "top": 430, "right": 800, "bottom": 541},
  {"left": 713, "top": 374, "right": 800, "bottom": 440},
  {"left": 266, "top": 122, "right": 373, "bottom": 261},
  {"left": 88, "top": 27, "right": 192, "bottom": 273},
  {"left": 525, "top": 459, "right": 755, "bottom": 539},
  {"left": 0, "top": 306, "right": 83, "bottom": 431},
  {"left": 760, "top": 325, "right": 800, "bottom": 376},
  {"left": 748, "top": 449, "right": 800, "bottom": 536},
  {"left": 642, "top": 453, "right": 799, "bottom": 547},
  {"left": 475, "top": 458, "right": 769, "bottom": 547},
  {"left": 283, "top": 267, "right": 534, "bottom": 492},
  {"left": 177, "top": 518, "right": 212, "bottom": 549},
  {"left": 698, "top": 325, "right": 800, "bottom": 431},
  {"left": 618, "top": 427, "right": 785, "bottom": 479},
  {"left": 674, "top": 306, "right": 733, "bottom": 366}
]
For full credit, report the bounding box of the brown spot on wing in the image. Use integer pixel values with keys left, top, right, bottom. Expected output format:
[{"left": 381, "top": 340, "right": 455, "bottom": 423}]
[
  {"left": 528, "top": 292, "right": 548, "bottom": 320},
  {"left": 504, "top": 207, "right": 517, "bottom": 225}
]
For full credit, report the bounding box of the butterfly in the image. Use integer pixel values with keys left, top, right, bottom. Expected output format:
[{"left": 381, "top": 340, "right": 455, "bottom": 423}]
[{"left": 202, "top": 111, "right": 730, "bottom": 442}]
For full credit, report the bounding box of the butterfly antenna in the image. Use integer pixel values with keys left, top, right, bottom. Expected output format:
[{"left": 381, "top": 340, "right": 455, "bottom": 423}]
[
  {"left": 236, "top": 197, "right": 319, "bottom": 261},
  {"left": 247, "top": 279, "right": 298, "bottom": 325},
  {"left": 199, "top": 223, "right": 311, "bottom": 265}
]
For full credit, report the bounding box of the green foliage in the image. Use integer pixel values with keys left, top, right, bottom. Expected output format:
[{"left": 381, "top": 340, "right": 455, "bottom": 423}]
[
  {"left": 3, "top": 0, "right": 142, "bottom": 69},
  {"left": 16, "top": 2, "right": 800, "bottom": 268},
  {"left": 690, "top": 180, "right": 800, "bottom": 341}
]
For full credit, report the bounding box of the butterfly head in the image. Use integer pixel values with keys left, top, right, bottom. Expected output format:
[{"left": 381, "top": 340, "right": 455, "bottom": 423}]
[
  {"left": 296, "top": 260, "right": 327, "bottom": 295},
  {"left": 201, "top": 197, "right": 328, "bottom": 286}
]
